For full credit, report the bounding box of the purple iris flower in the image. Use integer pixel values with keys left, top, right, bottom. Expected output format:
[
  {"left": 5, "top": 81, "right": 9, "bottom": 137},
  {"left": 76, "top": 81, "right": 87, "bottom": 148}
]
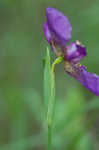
[{"left": 43, "top": 7, "right": 99, "bottom": 96}]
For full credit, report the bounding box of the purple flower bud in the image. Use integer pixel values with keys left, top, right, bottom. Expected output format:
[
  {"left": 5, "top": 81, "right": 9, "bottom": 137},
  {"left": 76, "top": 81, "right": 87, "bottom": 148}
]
[
  {"left": 64, "top": 41, "right": 87, "bottom": 63},
  {"left": 43, "top": 7, "right": 72, "bottom": 46}
]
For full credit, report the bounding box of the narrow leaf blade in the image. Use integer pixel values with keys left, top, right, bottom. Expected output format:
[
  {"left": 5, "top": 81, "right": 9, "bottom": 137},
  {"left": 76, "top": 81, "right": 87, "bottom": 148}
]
[{"left": 44, "top": 47, "right": 51, "bottom": 115}]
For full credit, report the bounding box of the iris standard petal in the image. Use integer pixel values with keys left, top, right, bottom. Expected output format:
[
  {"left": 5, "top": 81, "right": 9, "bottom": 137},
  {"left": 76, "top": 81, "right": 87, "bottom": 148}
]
[
  {"left": 64, "top": 63, "right": 99, "bottom": 96},
  {"left": 43, "top": 22, "right": 51, "bottom": 42},
  {"left": 65, "top": 41, "right": 87, "bottom": 63},
  {"left": 46, "top": 7, "right": 72, "bottom": 45}
]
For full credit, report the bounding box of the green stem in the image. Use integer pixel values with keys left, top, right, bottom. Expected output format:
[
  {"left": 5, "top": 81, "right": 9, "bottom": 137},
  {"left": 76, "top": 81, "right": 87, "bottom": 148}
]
[
  {"left": 51, "top": 56, "right": 64, "bottom": 73},
  {"left": 47, "top": 72, "right": 55, "bottom": 126},
  {"left": 47, "top": 56, "right": 64, "bottom": 150},
  {"left": 47, "top": 72, "right": 55, "bottom": 150}
]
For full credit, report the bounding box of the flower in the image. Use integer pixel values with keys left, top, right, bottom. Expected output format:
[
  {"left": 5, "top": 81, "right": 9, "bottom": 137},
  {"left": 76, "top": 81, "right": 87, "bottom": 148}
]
[{"left": 43, "top": 7, "right": 99, "bottom": 96}]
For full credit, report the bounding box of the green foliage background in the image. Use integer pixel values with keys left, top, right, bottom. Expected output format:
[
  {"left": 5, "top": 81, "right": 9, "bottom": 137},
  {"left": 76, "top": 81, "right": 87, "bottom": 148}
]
[{"left": 0, "top": 0, "right": 99, "bottom": 150}]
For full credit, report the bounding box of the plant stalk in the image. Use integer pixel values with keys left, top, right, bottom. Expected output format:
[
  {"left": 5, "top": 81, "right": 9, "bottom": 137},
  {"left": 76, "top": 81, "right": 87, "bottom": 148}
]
[{"left": 47, "top": 56, "right": 64, "bottom": 150}]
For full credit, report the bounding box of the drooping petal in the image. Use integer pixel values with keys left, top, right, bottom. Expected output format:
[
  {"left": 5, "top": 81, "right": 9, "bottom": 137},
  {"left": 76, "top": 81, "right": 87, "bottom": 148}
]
[
  {"left": 64, "top": 62, "right": 99, "bottom": 96},
  {"left": 79, "top": 66, "right": 99, "bottom": 96},
  {"left": 45, "top": 7, "right": 72, "bottom": 45},
  {"left": 64, "top": 41, "right": 87, "bottom": 63}
]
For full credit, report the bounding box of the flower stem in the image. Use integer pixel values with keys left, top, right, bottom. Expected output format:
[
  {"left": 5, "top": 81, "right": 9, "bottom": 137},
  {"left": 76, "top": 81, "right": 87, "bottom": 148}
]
[
  {"left": 47, "top": 56, "right": 64, "bottom": 150},
  {"left": 47, "top": 72, "right": 55, "bottom": 150},
  {"left": 51, "top": 56, "right": 64, "bottom": 73}
]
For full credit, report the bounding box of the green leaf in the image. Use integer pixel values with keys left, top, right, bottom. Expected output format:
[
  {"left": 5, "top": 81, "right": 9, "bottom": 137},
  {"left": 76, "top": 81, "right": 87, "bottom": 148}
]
[
  {"left": 47, "top": 72, "right": 55, "bottom": 126},
  {"left": 44, "top": 47, "right": 56, "bottom": 125},
  {"left": 44, "top": 47, "right": 56, "bottom": 150},
  {"left": 44, "top": 47, "right": 51, "bottom": 116},
  {"left": 47, "top": 71, "right": 55, "bottom": 150}
]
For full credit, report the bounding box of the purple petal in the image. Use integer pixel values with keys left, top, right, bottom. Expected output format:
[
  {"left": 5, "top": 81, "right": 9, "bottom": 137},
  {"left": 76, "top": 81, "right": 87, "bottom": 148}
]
[
  {"left": 43, "top": 22, "right": 51, "bottom": 42},
  {"left": 65, "top": 63, "right": 99, "bottom": 96},
  {"left": 79, "top": 67, "right": 99, "bottom": 96},
  {"left": 45, "top": 7, "right": 72, "bottom": 45},
  {"left": 43, "top": 22, "right": 64, "bottom": 56},
  {"left": 64, "top": 41, "right": 87, "bottom": 63}
]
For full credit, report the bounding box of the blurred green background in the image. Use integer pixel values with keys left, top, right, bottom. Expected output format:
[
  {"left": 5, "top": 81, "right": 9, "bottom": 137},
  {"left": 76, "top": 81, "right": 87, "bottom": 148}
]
[{"left": 0, "top": 0, "right": 99, "bottom": 150}]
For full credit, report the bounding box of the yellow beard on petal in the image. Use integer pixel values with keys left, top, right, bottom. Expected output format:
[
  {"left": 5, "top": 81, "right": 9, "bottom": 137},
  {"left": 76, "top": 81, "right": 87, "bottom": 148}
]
[
  {"left": 64, "top": 61, "right": 74, "bottom": 73},
  {"left": 64, "top": 61, "right": 82, "bottom": 77}
]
